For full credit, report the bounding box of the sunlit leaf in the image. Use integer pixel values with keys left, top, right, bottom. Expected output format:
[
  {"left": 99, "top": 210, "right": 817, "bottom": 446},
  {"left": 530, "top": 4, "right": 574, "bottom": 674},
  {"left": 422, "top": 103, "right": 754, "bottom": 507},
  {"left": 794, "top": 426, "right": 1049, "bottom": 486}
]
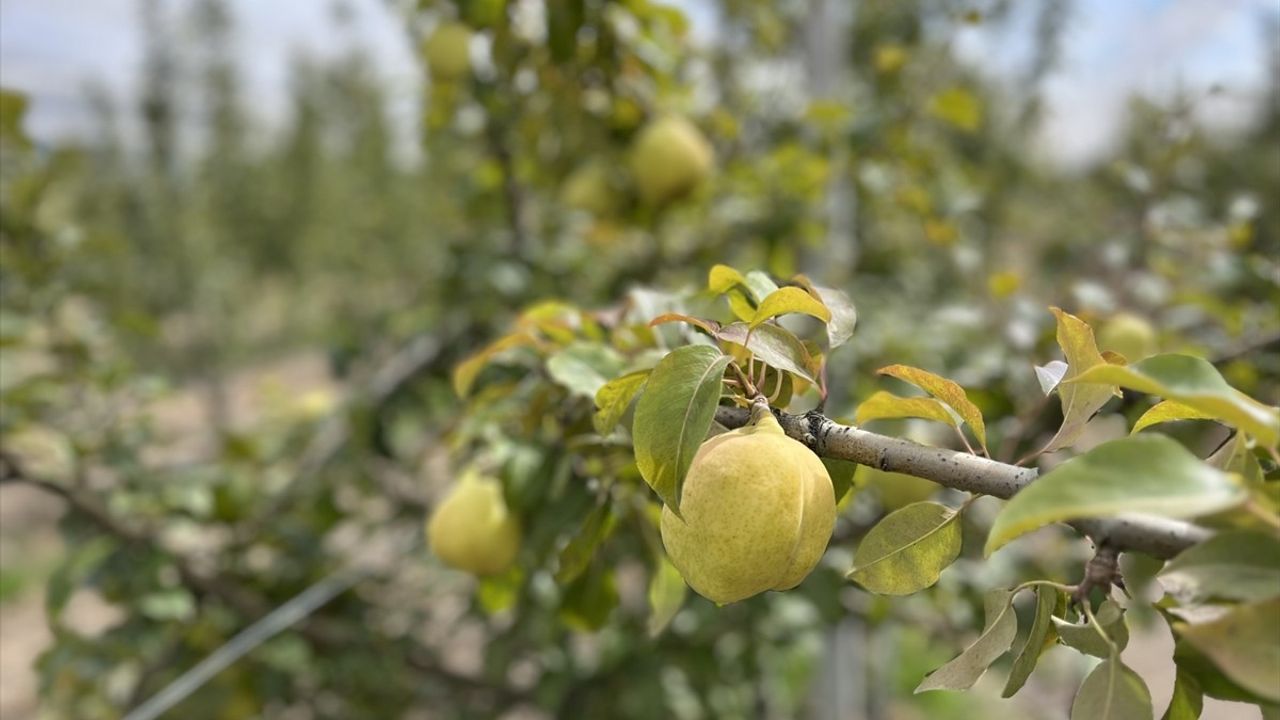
[
  {"left": 1159, "top": 530, "right": 1280, "bottom": 605},
  {"left": 594, "top": 370, "right": 650, "bottom": 435},
  {"left": 1174, "top": 599, "right": 1280, "bottom": 702},
  {"left": 929, "top": 87, "right": 983, "bottom": 132},
  {"left": 649, "top": 313, "right": 720, "bottom": 336},
  {"left": 854, "top": 391, "right": 958, "bottom": 427},
  {"left": 749, "top": 287, "right": 831, "bottom": 329},
  {"left": 877, "top": 364, "right": 987, "bottom": 453},
  {"left": 1053, "top": 600, "right": 1129, "bottom": 658},
  {"left": 546, "top": 342, "right": 625, "bottom": 399},
  {"left": 1004, "top": 585, "right": 1060, "bottom": 697},
  {"left": 847, "top": 501, "right": 963, "bottom": 596},
  {"left": 1069, "top": 354, "right": 1280, "bottom": 448},
  {"left": 1133, "top": 400, "right": 1218, "bottom": 434},
  {"left": 916, "top": 588, "right": 1017, "bottom": 692},
  {"left": 1042, "top": 307, "right": 1118, "bottom": 453},
  {"left": 1070, "top": 660, "right": 1153, "bottom": 720},
  {"left": 632, "top": 346, "right": 733, "bottom": 512},
  {"left": 985, "top": 434, "right": 1246, "bottom": 556}
]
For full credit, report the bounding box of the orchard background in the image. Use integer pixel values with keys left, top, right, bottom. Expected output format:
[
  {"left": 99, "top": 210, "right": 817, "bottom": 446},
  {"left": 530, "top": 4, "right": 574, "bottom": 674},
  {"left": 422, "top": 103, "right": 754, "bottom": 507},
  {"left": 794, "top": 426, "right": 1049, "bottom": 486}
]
[{"left": 1, "top": 1, "right": 1279, "bottom": 719}]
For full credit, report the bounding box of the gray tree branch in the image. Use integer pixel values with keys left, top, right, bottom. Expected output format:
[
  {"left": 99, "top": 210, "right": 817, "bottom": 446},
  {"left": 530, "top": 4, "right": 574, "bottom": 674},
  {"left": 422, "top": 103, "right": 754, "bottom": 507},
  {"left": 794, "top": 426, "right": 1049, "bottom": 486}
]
[{"left": 714, "top": 406, "right": 1211, "bottom": 559}]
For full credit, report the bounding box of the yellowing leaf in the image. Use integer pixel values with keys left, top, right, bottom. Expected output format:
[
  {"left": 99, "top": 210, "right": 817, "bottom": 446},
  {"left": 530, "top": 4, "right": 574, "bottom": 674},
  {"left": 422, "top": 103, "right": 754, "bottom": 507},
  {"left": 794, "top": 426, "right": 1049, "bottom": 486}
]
[
  {"left": 854, "top": 391, "right": 958, "bottom": 427},
  {"left": 985, "top": 434, "right": 1246, "bottom": 556},
  {"left": 847, "top": 501, "right": 963, "bottom": 595},
  {"left": 1133, "top": 400, "right": 1217, "bottom": 434},
  {"left": 877, "top": 364, "right": 987, "bottom": 453},
  {"left": 1068, "top": 354, "right": 1280, "bottom": 448},
  {"left": 929, "top": 87, "right": 983, "bottom": 132},
  {"left": 708, "top": 264, "right": 749, "bottom": 295},
  {"left": 749, "top": 287, "right": 831, "bottom": 329},
  {"left": 648, "top": 313, "right": 720, "bottom": 336},
  {"left": 915, "top": 588, "right": 1017, "bottom": 692},
  {"left": 1042, "top": 307, "right": 1118, "bottom": 453},
  {"left": 594, "top": 370, "right": 650, "bottom": 435}
]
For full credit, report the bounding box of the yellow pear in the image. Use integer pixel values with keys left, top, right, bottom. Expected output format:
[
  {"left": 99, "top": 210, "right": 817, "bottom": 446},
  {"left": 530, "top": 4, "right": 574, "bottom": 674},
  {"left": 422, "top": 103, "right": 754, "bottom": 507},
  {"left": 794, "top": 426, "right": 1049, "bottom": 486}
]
[
  {"left": 660, "top": 406, "right": 835, "bottom": 604},
  {"left": 1098, "top": 312, "right": 1157, "bottom": 362},
  {"left": 630, "top": 115, "right": 713, "bottom": 205},
  {"left": 424, "top": 22, "right": 473, "bottom": 82},
  {"left": 426, "top": 471, "right": 520, "bottom": 576}
]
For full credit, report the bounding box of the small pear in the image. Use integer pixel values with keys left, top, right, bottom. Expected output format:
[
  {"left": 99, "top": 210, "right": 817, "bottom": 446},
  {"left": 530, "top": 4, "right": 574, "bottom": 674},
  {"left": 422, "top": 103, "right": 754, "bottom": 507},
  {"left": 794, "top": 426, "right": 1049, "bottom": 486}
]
[
  {"left": 1098, "top": 313, "right": 1157, "bottom": 362},
  {"left": 661, "top": 406, "right": 835, "bottom": 604},
  {"left": 427, "top": 471, "right": 520, "bottom": 576},
  {"left": 630, "top": 115, "right": 713, "bottom": 205},
  {"left": 424, "top": 22, "right": 473, "bottom": 82}
]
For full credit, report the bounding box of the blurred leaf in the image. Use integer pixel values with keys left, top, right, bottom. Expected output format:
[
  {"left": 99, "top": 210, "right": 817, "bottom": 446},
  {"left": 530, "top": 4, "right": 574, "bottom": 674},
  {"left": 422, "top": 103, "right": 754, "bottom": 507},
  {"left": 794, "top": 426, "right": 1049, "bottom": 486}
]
[
  {"left": 1070, "top": 660, "right": 1153, "bottom": 720},
  {"left": 915, "top": 588, "right": 1017, "bottom": 692},
  {"left": 1133, "top": 400, "right": 1216, "bottom": 434},
  {"left": 748, "top": 287, "right": 831, "bottom": 329},
  {"left": 717, "top": 322, "right": 816, "bottom": 384},
  {"left": 1159, "top": 530, "right": 1280, "bottom": 605},
  {"left": 1162, "top": 669, "right": 1204, "bottom": 720},
  {"left": 647, "top": 555, "right": 686, "bottom": 637},
  {"left": 632, "top": 346, "right": 732, "bottom": 512},
  {"left": 928, "top": 87, "right": 982, "bottom": 132},
  {"left": 1004, "top": 585, "right": 1060, "bottom": 697},
  {"left": 546, "top": 342, "right": 625, "bottom": 399},
  {"left": 454, "top": 332, "right": 535, "bottom": 397},
  {"left": 477, "top": 566, "right": 524, "bottom": 615},
  {"left": 1042, "top": 307, "right": 1117, "bottom": 453},
  {"left": 822, "top": 458, "right": 858, "bottom": 504},
  {"left": 1069, "top": 354, "right": 1280, "bottom": 448},
  {"left": 560, "top": 564, "right": 618, "bottom": 632},
  {"left": 877, "top": 364, "right": 987, "bottom": 452},
  {"left": 594, "top": 370, "right": 649, "bottom": 435},
  {"left": 1174, "top": 599, "right": 1280, "bottom": 702},
  {"left": 1173, "top": 636, "right": 1278, "bottom": 705},
  {"left": 854, "top": 390, "right": 958, "bottom": 427},
  {"left": 1053, "top": 600, "right": 1129, "bottom": 658},
  {"left": 46, "top": 537, "right": 115, "bottom": 623},
  {"left": 556, "top": 503, "right": 613, "bottom": 584},
  {"left": 985, "top": 435, "right": 1246, "bottom": 555}
]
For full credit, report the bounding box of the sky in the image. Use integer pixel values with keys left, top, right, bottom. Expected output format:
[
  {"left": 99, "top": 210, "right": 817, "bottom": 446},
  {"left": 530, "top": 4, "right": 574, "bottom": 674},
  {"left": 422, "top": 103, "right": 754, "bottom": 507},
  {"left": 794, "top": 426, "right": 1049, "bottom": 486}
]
[{"left": 0, "top": 0, "right": 1275, "bottom": 166}]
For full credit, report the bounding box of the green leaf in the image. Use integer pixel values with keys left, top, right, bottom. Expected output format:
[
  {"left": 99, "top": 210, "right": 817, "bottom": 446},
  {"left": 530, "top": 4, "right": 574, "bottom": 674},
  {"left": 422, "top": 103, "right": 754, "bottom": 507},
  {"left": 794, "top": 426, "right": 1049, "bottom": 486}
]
[
  {"left": 877, "top": 364, "right": 987, "bottom": 453},
  {"left": 555, "top": 503, "right": 613, "bottom": 584},
  {"left": 822, "top": 458, "right": 858, "bottom": 504},
  {"left": 717, "top": 322, "right": 816, "bottom": 383},
  {"left": 1069, "top": 354, "right": 1280, "bottom": 448},
  {"left": 915, "top": 588, "right": 1017, "bottom": 692},
  {"left": 1043, "top": 307, "right": 1118, "bottom": 453},
  {"left": 1174, "top": 599, "right": 1280, "bottom": 702},
  {"left": 749, "top": 287, "right": 831, "bottom": 329},
  {"left": 1162, "top": 669, "right": 1203, "bottom": 720},
  {"left": 594, "top": 370, "right": 650, "bottom": 435},
  {"left": 1004, "top": 585, "right": 1060, "bottom": 697},
  {"left": 793, "top": 275, "right": 856, "bottom": 348},
  {"left": 847, "top": 501, "right": 963, "bottom": 596},
  {"left": 854, "top": 390, "right": 959, "bottom": 427},
  {"left": 743, "top": 271, "right": 780, "bottom": 303},
  {"left": 559, "top": 564, "right": 619, "bottom": 632},
  {"left": 1133, "top": 400, "right": 1217, "bottom": 434},
  {"left": 477, "top": 566, "right": 524, "bottom": 614},
  {"left": 546, "top": 342, "right": 625, "bottom": 399},
  {"left": 1070, "top": 660, "right": 1153, "bottom": 720},
  {"left": 1159, "top": 530, "right": 1280, "bottom": 605},
  {"left": 632, "top": 346, "right": 733, "bottom": 512},
  {"left": 985, "top": 434, "right": 1246, "bottom": 556},
  {"left": 1053, "top": 600, "right": 1129, "bottom": 658},
  {"left": 1173, "top": 636, "right": 1278, "bottom": 705},
  {"left": 46, "top": 537, "right": 116, "bottom": 623},
  {"left": 647, "top": 555, "right": 687, "bottom": 637}
]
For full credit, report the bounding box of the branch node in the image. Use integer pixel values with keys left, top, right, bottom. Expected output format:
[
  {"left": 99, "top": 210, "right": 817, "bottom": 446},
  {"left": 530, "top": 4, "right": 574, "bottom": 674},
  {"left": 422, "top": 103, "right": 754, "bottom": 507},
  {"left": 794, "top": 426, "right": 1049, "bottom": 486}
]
[{"left": 1071, "top": 543, "right": 1123, "bottom": 607}]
